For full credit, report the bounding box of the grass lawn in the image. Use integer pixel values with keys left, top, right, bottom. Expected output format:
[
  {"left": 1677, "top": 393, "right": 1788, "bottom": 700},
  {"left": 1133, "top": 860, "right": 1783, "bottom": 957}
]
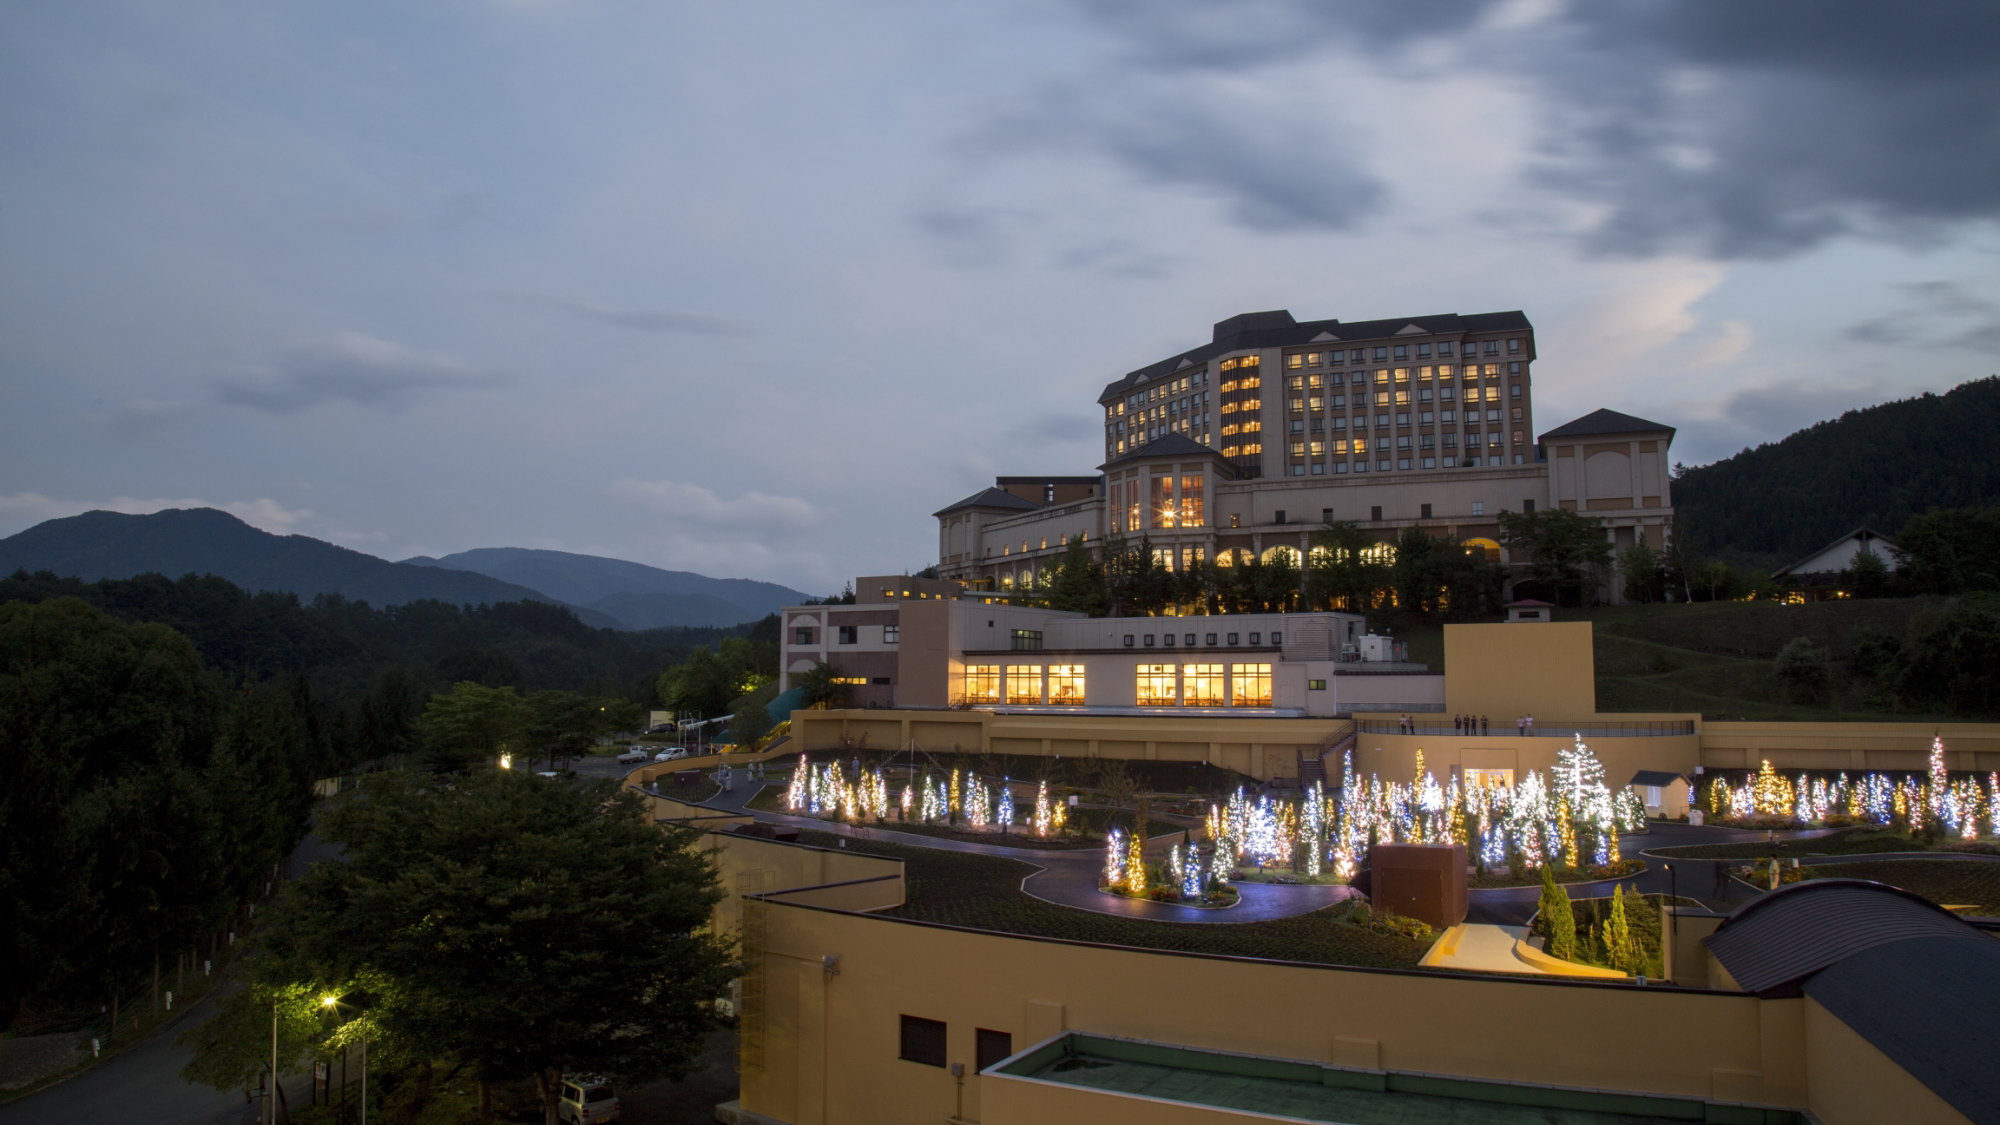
[
  {"left": 1802, "top": 859, "right": 2000, "bottom": 913},
  {"left": 1649, "top": 828, "right": 2000, "bottom": 860},
  {"left": 795, "top": 831, "right": 1430, "bottom": 970},
  {"left": 1390, "top": 598, "right": 1990, "bottom": 722}
]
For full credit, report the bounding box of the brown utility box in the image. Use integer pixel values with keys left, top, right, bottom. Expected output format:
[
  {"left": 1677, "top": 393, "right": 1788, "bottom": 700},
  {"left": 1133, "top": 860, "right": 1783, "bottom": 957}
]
[{"left": 1368, "top": 843, "right": 1468, "bottom": 929}]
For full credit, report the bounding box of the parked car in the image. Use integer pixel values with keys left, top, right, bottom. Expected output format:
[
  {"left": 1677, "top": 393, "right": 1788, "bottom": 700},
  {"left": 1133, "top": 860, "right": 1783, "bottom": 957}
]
[
  {"left": 557, "top": 1074, "right": 620, "bottom": 1124},
  {"left": 653, "top": 747, "right": 690, "bottom": 762},
  {"left": 615, "top": 747, "right": 649, "bottom": 765}
]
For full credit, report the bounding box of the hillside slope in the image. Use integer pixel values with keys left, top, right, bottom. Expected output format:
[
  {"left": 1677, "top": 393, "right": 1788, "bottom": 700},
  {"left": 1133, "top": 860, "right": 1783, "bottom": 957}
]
[
  {"left": 1672, "top": 376, "right": 2000, "bottom": 564},
  {"left": 0, "top": 509, "right": 620, "bottom": 627}
]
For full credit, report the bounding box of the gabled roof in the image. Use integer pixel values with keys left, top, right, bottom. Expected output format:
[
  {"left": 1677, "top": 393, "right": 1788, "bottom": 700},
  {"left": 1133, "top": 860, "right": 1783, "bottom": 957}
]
[
  {"left": 1703, "top": 879, "right": 1984, "bottom": 997},
  {"left": 1771, "top": 527, "right": 1897, "bottom": 579},
  {"left": 1098, "top": 310, "right": 1533, "bottom": 404},
  {"left": 932, "top": 487, "right": 1043, "bottom": 518},
  {"left": 1538, "top": 409, "right": 1676, "bottom": 441},
  {"left": 1627, "top": 770, "right": 1684, "bottom": 788},
  {"left": 1098, "top": 433, "right": 1230, "bottom": 471}
]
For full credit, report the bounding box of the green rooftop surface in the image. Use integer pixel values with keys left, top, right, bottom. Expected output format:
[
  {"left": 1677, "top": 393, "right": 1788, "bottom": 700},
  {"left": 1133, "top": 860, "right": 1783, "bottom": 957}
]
[{"left": 1000, "top": 1035, "right": 1803, "bottom": 1125}]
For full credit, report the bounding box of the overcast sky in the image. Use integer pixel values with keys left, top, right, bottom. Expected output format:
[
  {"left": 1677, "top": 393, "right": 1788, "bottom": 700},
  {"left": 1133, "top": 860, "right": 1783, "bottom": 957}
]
[{"left": 4, "top": 1, "right": 1996, "bottom": 595}]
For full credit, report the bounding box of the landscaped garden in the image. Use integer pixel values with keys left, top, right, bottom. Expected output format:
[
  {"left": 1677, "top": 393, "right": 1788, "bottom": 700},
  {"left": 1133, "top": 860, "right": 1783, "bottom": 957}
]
[
  {"left": 1693, "top": 739, "right": 2000, "bottom": 840},
  {"left": 796, "top": 830, "right": 1435, "bottom": 969},
  {"left": 751, "top": 736, "right": 1657, "bottom": 894},
  {"left": 1530, "top": 869, "right": 1672, "bottom": 978},
  {"left": 1790, "top": 859, "right": 2000, "bottom": 913}
]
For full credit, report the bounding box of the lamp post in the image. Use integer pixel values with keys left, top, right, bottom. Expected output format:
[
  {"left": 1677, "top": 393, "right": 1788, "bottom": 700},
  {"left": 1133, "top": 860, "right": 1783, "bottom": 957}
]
[{"left": 321, "top": 994, "right": 367, "bottom": 1125}]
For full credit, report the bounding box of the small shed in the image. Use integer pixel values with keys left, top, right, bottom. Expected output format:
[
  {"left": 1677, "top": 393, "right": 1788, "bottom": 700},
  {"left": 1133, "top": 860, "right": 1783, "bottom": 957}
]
[
  {"left": 1505, "top": 599, "right": 1555, "bottom": 623},
  {"left": 1628, "top": 770, "right": 1690, "bottom": 819}
]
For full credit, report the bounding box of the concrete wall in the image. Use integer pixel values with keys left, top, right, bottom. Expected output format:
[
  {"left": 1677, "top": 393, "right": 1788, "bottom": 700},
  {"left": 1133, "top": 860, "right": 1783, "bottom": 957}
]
[
  {"left": 739, "top": 905, "right": 1808, "bottom": 1125},
  {"left": 1803, "top": 998, "right": 1970, "bottom": 1125}
]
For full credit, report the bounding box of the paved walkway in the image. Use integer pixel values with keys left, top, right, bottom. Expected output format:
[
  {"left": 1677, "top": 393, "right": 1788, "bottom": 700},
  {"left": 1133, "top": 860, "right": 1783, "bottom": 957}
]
[{"left": 693, "top": 779, "right": 1358, "bottom": 923}]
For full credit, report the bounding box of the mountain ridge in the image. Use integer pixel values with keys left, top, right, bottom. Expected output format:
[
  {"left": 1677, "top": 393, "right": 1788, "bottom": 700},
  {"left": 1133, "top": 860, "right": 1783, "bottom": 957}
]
[
  {"left": 402, "top": 547, "right": 809, "bottom": 629},
  {"left": 0, "top": 509, "right": 800, "bottom": 629}
]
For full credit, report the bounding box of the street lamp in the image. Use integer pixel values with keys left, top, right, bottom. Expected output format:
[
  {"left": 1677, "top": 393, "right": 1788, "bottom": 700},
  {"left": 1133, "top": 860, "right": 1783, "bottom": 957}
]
[{"left": 321, "top": 994, "right": 367, "bottom": 1125}]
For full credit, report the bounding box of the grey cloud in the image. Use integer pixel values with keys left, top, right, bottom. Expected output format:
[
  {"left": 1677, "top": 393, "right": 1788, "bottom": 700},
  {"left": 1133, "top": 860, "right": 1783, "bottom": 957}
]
[
  {"left": 1527, "top": 2, "right": 2000, "bottom": 259},
  {"left": 910, "top": 206, "right": 1040, "bottom": 268},
  {"left": 212, "top": 333, "right": 507, "bottom": 414},
  {"left": 1003, "top": 411, "right": 1101, "bottom": 450},
  {"left": 1070, "top": 0, "right": 1501, "bottom": 70},
  {"left": 980, "top": 80, "right": 1384, "bottom": 233},
  {"left": 1842, "top": 281, "right": 2000, "bottom": 351},
  {"left": 499, "top": 292, "right": 748, "bottom": 336},
  {"left": 1055, "top": 239, "right": 1173, "bottom": 280}
]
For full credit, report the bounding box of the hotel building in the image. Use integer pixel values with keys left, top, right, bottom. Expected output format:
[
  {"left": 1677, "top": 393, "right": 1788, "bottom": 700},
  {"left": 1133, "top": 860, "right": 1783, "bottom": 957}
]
[{"left": 936, "top": 309, "right": 1676, "bottom": 601}]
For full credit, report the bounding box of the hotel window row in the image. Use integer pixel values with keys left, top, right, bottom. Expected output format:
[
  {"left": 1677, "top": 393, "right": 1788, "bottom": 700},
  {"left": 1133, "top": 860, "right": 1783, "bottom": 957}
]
[{"left": 963, "top": 663, "right": 1270, "bottom": 707}]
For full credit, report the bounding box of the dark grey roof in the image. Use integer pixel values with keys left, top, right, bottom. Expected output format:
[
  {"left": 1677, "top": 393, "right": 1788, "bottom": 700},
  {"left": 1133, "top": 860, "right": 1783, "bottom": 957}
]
[
  {"left": 1538, "top": 409, "right": 1676, "bottom": 441},
  {"left": 1627, "top": 770, "right": 1684, "bottom": 788},
  {"left": 1097, "top": 310, "right": 1533, "bottom": 404},
  {"left": 932, "top": 487, "right": 1043, "bottom": 518},
  {"left": 1803, "top": 935, "right": 2000, "bottom": 1123},
  {"left": 1771, "top": 527, "right": 1898, "bottom": 579},
  {"left": 1704, "top": 879, "right": 1985, "bottom": 997},
  {"left": 1098, "top": 433, "right": 1230, "bottom": 471}
]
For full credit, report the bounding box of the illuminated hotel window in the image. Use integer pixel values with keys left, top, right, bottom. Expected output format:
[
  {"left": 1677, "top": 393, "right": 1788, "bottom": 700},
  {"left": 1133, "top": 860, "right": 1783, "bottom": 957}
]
[
  {"left": 1182, "top": 663, "right": 1224, "bottom": 706},
  {"left": 963, "top": 665, "right": 1000, "bottom": 704},
  {"left": 1230, "top": 664, "right": 1273, "bottom": 707},
  {"left": 1048, "top": 664, "right": 1085, "bottom": 705},
  {"left": 1006, "top": 665, "right": 1044, "bottom": 705},
  {"left": 1136, "top": 664, "right": 1178, "bottom": 707}
]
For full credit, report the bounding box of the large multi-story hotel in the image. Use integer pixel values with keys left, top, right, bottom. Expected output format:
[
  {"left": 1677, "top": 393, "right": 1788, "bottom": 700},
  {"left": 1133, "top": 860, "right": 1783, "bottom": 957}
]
[{"left": 936, "top": 309, "right": 1676, "bottom": 600}]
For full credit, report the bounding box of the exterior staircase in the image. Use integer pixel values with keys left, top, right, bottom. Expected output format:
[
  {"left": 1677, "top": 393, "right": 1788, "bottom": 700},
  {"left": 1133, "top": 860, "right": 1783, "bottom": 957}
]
[{"left": 1297, "top": 719, "right": 1357, "bottom": 788}]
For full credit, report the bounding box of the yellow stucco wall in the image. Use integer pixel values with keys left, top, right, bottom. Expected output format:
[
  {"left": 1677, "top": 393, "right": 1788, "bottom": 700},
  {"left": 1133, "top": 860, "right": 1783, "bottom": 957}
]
[
  {"left": 1444, "top": 620, "right": 1597, "bottom": 720},
  {"left": 791, "top": 709, "right": 1338, "bottom": 781},
  {"left": 738, "top": 904, "right": 1806, "bottom": 1125},
  {"left": 1699, "top": 721, "right": 2000, "bottom": 772}
]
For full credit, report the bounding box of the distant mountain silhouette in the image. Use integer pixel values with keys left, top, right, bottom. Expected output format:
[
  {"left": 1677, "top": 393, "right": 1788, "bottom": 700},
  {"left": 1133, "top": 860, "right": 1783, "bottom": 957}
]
[
  {"left": 0, "top": 508, "right": 622, "bottom": 627},
  {"left": 1674, "top": 376, "right": 2000, "bottom": 563},
  {"left": 402, "top": 547, "right": 808, "bottom": 629}
]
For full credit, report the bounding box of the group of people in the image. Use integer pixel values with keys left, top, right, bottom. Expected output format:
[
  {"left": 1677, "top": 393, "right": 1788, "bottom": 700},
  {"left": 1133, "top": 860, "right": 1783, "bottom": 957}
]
[
  {"left": 1452, "top": 714, "right": 1491, "bottom": 735},
  {"left": 713, "top": 759, "right": 773, "bottom": 793},
  {"left": 1389, "top": 714, "right": 1538, "bottom": 736}
]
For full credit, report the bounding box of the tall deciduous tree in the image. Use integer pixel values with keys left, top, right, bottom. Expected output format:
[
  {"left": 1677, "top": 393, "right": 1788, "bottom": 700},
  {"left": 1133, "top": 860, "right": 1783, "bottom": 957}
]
[
  {"left": 229, "top": 769, "right": 735, "bottom": 1125},
  {"left": 1497, "top": 509, "right": 1613, "bottom": 607},
  {"left": 418, "top": 681, "right": 528, "bottom": 772},
  {"left": 1305, "top": 521, "right": 1385, "bottom": 613}
]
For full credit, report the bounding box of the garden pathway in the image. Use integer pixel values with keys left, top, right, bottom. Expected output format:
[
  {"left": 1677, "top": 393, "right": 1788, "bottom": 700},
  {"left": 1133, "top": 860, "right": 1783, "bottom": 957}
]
[{"left": 697, "top": 780, "right": 1358, "bottom": 923}]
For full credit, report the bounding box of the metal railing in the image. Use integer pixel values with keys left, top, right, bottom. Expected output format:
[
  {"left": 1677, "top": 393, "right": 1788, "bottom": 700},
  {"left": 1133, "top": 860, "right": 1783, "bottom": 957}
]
[{"left": 1355, "top": 718, "right": 1697, "bottom": 738}]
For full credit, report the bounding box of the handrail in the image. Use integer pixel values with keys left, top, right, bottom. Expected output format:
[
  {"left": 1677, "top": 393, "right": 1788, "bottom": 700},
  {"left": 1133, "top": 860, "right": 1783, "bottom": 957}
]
[{"left": 1354, "top": 718, "right": 1697, "bottom": 737}]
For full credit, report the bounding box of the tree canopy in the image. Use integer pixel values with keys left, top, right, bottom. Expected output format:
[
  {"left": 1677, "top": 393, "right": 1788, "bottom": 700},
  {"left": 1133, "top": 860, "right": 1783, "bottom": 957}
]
[
  {"left": 1497, "top": 509, "right": 1613, "bottom": 607},
  {"left": 0, "top": 598, "right": 315, "bottom": 1033},
  {"left": 201, "top": 769, "right": 734, "bottom": 1124}
]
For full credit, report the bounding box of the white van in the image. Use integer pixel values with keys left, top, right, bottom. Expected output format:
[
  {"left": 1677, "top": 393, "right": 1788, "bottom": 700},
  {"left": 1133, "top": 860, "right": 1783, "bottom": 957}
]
[{"left": 558, "top": 1075, "right": 620, "bottom": 1124}]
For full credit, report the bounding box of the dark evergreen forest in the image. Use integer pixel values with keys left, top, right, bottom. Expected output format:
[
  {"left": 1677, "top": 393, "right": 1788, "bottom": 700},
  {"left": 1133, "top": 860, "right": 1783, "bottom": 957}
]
[
  {"left": 0, "top": 569, "right": 756, "bottom": 702},
  {"left": 1672, "top": 376, "right": 2000, "bottom": 565}
]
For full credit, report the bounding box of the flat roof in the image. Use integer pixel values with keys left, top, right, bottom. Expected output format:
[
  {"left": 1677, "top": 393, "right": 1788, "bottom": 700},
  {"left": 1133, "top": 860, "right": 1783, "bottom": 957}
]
[{"left": 995, "top": 1033, "right": 1804, "bottom": 1125}]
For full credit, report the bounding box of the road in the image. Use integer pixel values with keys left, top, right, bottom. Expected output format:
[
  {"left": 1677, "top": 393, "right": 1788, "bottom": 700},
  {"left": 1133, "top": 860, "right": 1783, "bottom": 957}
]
[
  {"left": 0, "top": 755, "right": 656, "bottom": 1125},
  {"left": 0, "top": 827, "right": 355, "bottom": 1125}
]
